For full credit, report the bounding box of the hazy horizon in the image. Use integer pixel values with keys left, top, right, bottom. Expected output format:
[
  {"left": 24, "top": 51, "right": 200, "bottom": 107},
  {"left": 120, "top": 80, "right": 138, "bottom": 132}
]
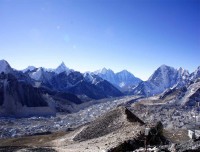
[{"left": 0, "top": 0, "right": 199, "bottom": 80}]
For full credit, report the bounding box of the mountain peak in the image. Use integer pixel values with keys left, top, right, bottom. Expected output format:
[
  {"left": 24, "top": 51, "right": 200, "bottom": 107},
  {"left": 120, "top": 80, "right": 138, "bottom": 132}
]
[
  {"left": 159, "top": 64, "right": 170, "bottom": 69},
  {"left": 94, "top": 67, "right": 114, "bottom": 74},
  {"left": 0, "top": 59, "right": 9, "bottom": 66},
  {"left": 155, "top": 65, "right": 176, "bottom": 74},
  {"left": 0, "top": 59, "right": 12, "bottom": 73},
  {"left": 120, "top": 69, "right": 128, "bottom": 72},
  {"left": 117, "top": 70, "right": 133, "bottom": 77},
  {"left": 101, "top": 67, "right": 110, "bottom": 73},
  {"left": 22, "top": 66, "right": 36, "bottom": 73},
  {"left": 55, "top": 62, "right": 69, "bottom": 74},
  {"left": 178, "top": 67, "right": 189, "bottom": 74},
  {"left": 60, "top": 61, "right": 66, "bottom": 67},
  {"left": 99, "top": 67, "right": 107, "bottom": 73},
  {"left": 119, "top": 69, "right": 131, "bottom": 74},
  {"left": 178, "top": 67, "right": 184, "bottom": 71}
]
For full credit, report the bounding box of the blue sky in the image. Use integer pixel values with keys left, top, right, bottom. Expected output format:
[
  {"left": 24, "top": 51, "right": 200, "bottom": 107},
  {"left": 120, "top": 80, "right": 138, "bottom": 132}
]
[{"left": 0, "top": 0, "right": 199, "bottom": 80}]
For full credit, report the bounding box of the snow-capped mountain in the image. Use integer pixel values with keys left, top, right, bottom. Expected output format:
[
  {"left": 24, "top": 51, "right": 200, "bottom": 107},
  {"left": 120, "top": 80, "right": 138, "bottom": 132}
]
[
  {"left": 22, "top": 66, "right": 36, "bottom": 73},
  {"left": 43, "top": 62, "right": 72, "bottom": 74},
  {"left": 132, "top": 65, "right": 190, "bottom": 96},
  {"left": 23, "top": 62, "right": 71, "bottom": 79},
  {"left": 24, "top": 62, "right": 72, "bottom": 87},
  {"left": 174, "top": 67, "right": 190, "bottom": 88},
  {"left": 1, "top": 58, "right": 200, "bottom": 104},
  {"left": 28, "top": 68, "right": 44, "bottom": 81},
  {"left": 83, "top": 72, "right": 108, "bottom": 85},
  {"left": 0, "top": 60, "right": 85, "bottom": 117},
  {"left": 0, "top": 59, "right": 13, "bottom": 74},
  {"left": 116, "top": 70, "right": 142, "bottom": 90},
  {"left": 0, "top": 60, "right": 124, "bottom": 117},
  {"left": 20, "top": 64, "right": 123, "bottom": 100},
  {"left": 49, "top": 71, "right": 123, "bottom": 100},
  {"left": 53, "top": 62, "right": 70, "bottom": 74},
  {"left": 94, "top": 68, "right": 117, "bottom": 85},
  {"left": 178, "top": 67, "right": 190, "bottom": 80},
  {"left": 94, "top": 68, "right": 141, "bottom": 92},
  {"left": 28, "top": 67, "right": 55, "bottom": 82}
]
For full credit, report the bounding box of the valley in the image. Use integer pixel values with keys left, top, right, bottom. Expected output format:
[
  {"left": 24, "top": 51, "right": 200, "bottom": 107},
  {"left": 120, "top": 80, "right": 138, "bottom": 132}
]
[{"left": 0, "top": 60, "right": 200, "bottom": 151}]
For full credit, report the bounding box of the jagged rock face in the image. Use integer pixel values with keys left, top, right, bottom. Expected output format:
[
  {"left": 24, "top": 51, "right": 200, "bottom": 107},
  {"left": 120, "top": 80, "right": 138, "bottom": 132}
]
[
  {"left": 73, "top": 106, "right": 144, "bottom": 141},
  {"left": 148, "top": 65, "right": 178, "bottom": 87},
  {"left": 132, "top": 65, "right": 189, "bottom": 96}
]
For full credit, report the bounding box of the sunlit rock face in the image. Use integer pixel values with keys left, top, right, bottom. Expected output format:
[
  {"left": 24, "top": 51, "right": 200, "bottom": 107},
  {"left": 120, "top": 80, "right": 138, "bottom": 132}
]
[{"left": 132, "top": 65, "right": 190, "bottom": 96}]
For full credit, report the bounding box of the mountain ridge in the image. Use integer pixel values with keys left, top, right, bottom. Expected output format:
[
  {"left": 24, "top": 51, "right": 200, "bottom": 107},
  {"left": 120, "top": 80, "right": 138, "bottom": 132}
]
[{"left": 1, "top": 59, "right": 200, "bottom": 99}]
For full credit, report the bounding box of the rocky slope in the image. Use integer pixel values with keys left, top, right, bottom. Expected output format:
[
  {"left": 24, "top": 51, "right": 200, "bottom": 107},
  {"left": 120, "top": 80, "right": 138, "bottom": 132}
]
[
  {"left": 0, "top": 73, "right": 56, "bottom": 117},
  {"left": 73, "top": 106, "right": 144, "bottom": 141},
  {"left": 161, "top": 78, "right": 200, "bottom": 106},
  {"left": 48, "top": 106, "right": 146, "bottom": 152}
]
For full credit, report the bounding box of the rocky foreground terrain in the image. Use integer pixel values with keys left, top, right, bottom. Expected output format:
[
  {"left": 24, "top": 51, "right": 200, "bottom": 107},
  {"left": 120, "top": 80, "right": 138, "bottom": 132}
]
[
  {"left": 1, "top": 102, "right": 200, "bottom": 152},
  {"left": 0, "top": 106, "right": 165, "bottom": 152}
]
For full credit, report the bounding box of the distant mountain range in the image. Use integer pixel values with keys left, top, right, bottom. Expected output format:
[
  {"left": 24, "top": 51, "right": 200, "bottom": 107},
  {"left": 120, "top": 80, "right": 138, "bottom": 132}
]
[
  {"left": 93, "top": 68, "right": 142, "bottom": 92},
  {"left": 131, "top": 65, "right": 200, "bottom": 97},
  {"left": 0, "top": 59, "right": 200, "bottom": 117},
  {"left": 0, "top": 60, "right": 123, "bottom": 117}
]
